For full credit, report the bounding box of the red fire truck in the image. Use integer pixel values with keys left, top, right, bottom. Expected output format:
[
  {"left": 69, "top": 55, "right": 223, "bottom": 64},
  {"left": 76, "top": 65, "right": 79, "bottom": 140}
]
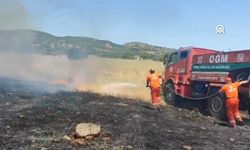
[{"left": 163, "top": 47, "right": 250, "bottom": 119}]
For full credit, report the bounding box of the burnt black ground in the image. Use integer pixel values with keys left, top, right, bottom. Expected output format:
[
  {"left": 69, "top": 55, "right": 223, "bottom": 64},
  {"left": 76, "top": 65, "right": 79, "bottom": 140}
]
[{"left": 1, "top": 77, "right": 250, "bottom": 150}]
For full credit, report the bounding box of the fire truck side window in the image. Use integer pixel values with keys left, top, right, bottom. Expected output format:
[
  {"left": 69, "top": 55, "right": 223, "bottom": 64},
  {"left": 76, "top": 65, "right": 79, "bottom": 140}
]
[
  {"left": 168, "top": 52, "right": 178, "bottom": 65},
  {"left": 180, "top": 51, "right": 188, "bottom": 59}
]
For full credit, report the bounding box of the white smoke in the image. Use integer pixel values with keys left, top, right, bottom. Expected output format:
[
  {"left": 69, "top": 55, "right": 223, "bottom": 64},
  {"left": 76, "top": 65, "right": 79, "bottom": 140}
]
[{"left": 0, "top": 0, "right": 29, "bottom": 30}]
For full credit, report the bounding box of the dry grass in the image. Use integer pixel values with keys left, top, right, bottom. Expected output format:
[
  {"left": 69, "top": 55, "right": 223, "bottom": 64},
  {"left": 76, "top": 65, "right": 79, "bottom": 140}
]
[
  {"left": 0, "top": 52, "right": 164, "bottom": 101},
  {"left": 77, "top": 56, "right": 164, "bottom": 101}
]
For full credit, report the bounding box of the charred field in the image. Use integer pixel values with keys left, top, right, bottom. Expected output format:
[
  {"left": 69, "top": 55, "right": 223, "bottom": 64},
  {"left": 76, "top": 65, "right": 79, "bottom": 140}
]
[{"left": 1, "top": 77, "right": 250, "bottom": 150}]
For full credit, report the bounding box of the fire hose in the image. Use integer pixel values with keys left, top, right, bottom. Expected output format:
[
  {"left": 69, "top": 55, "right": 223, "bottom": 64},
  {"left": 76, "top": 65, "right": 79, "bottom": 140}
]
[
  {"left": 161, "top": 84, "right": 221, "bottom": 100},
  {"left": 160, "top": 78, "right": 246, "bottom": 101}
]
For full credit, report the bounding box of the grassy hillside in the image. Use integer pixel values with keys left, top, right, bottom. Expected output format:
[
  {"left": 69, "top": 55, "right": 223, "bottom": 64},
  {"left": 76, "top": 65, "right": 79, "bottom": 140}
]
[{"left": 0, "top": 29, "right": 173, "bottom": 61}]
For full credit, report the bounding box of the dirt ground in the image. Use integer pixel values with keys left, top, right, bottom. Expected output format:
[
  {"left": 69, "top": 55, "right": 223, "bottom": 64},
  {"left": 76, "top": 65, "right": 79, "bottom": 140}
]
[{"left": 1, "top": 77, "right": 250, "bottom": 150}]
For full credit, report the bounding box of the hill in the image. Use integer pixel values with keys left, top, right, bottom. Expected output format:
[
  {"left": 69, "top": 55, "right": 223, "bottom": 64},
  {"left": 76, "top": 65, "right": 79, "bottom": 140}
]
[{"left": 0, "top": 29, "right": 173, "bottom": 61}]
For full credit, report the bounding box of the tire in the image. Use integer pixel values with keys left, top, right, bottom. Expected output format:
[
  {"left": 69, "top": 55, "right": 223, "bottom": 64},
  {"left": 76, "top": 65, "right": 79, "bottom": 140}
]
[
  {"left": 207, "top": 94, "right": 227, "bottom": 120},
  {"left": 163, "top": 82, "right": 177, "bottom": 106},
  {"left": 239, "top": 98, "right": 248, "bottom": 111},
  {"left": 248, "top": 103, "right": 250, "bottom": 116},
  {"left": 239, "top": 102, "right": 248, "bottom": 111}
]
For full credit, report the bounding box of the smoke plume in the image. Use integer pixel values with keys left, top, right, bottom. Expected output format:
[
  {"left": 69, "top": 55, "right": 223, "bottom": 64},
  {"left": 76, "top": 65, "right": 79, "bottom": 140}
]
[{"left": 0, "top": 0, "right": 29, "bottom": 30}]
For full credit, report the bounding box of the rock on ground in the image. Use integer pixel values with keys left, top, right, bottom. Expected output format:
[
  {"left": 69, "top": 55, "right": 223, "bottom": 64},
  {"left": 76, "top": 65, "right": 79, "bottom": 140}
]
[{"left": 75, "top": 123, "right": 101, "bottom": 137}]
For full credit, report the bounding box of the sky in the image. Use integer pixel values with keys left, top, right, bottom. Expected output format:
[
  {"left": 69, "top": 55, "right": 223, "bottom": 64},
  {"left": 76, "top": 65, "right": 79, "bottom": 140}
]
[{"left": 1, "top": 0, "right": 250, "bottom": 50}]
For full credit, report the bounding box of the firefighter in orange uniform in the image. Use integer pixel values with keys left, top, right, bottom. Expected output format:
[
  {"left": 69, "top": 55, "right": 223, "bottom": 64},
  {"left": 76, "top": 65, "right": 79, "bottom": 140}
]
[
  {"left": 146, "top": 69, "right": 162, "bottom": 109},
  {"left": 219, "top": 77, "right": 249, "bottom": 127}
]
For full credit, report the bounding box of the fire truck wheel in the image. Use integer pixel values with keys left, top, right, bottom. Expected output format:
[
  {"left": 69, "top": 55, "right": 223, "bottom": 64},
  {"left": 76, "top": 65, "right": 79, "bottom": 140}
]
[
  {"left": 248, "top": 104, "right": 250, "bottom": 116},
  {"left": 164, "top": 82, "right": 177, "bottom": 106},
  {"left": 207, "top": 94, "right": 227, "bottom": 120}
]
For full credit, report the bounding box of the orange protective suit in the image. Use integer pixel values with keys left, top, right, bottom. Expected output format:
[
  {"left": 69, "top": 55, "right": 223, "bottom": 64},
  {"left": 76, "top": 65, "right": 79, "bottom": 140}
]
[
  {"left": 147, "top": 73, "right": 162, "bottom": 107},
  {"left": 220, "top": 82, "right": 242, "bottom": 127}
]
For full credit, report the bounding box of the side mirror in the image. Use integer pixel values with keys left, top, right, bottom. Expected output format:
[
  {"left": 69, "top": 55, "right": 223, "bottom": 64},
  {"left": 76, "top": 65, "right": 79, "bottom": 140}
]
[{"left": 163, "top": 54, "right": 168, "bottom": 65}]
